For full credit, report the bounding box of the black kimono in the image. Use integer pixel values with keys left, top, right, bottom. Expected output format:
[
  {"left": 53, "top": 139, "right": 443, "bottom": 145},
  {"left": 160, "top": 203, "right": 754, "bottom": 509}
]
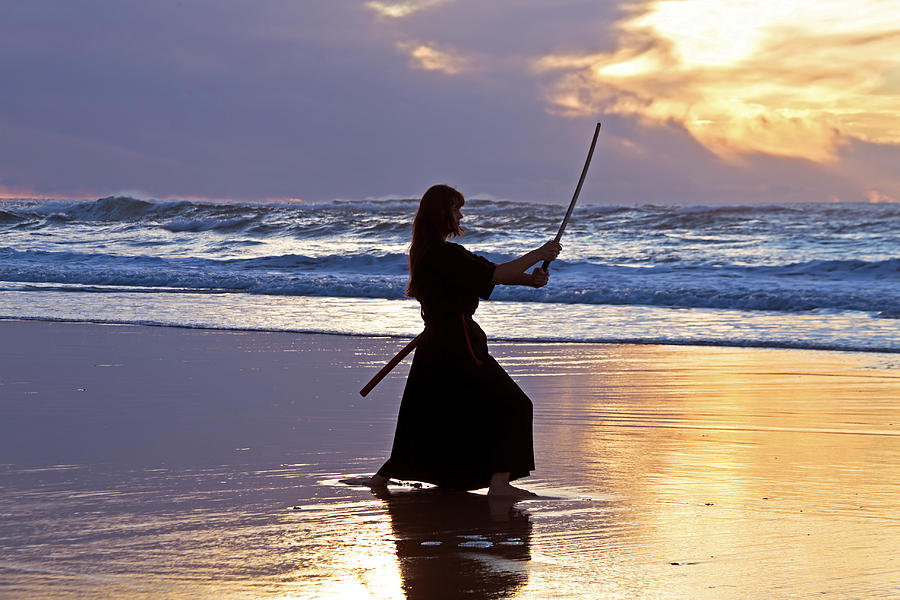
[{"left": 377, "top": 242, "right": 535, "bottom": 490}]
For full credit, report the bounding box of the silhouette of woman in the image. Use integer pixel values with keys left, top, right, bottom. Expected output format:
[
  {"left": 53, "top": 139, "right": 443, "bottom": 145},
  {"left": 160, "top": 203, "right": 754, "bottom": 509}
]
[{"left": 371, "top": 184, "right": 560, "bottom": 497}]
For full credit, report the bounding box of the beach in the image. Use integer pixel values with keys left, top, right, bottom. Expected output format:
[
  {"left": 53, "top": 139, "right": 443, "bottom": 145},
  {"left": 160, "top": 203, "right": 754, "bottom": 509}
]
[
  {"left": 1, "top": 319, "right": 898, "bottom": 599},
  {"left": 4, "top": 0, "right": 900, "bottom": 597}
]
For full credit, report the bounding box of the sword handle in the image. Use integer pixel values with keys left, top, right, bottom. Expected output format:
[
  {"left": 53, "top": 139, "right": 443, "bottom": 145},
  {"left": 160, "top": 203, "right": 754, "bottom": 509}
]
[{"left": 360, "top": 333, "right": 422, "bottom": 397}]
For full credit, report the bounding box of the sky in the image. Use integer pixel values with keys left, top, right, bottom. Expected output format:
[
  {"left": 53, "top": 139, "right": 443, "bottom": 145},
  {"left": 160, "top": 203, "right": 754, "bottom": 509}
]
[{"left": 1, "top": 0, "right": 899, "bottom": 204}]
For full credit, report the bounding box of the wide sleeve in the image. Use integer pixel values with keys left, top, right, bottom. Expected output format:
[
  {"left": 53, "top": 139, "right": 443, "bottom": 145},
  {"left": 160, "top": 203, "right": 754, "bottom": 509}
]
[{"left": 440, "top": 243, "right": 496, "bottom": 300}]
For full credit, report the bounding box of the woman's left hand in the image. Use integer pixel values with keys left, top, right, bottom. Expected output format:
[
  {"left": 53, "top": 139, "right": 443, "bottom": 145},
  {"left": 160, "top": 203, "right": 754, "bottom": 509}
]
[
  {"left": 530, "top": 267, "right": 549, "bottom": 288},
  {"left": 536, "top": 240, "right": 562, "bottom": 262}
]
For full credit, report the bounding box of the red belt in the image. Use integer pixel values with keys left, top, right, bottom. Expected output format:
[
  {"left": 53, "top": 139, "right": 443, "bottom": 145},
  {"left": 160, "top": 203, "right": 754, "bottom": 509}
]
[{"left": 460, "top": 314, "right": 484, "bottom": 367}]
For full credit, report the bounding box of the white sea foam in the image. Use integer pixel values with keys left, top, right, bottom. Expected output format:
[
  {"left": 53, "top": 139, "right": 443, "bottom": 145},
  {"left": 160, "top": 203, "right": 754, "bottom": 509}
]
[{"left": 1, "top": 196, "right": 898, "bottom": 351}]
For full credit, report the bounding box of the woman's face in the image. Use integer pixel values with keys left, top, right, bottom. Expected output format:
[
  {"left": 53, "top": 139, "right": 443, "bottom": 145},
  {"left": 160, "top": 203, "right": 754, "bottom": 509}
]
[{"left": 451, "top": 203, "right": 463, "bottom": 230}]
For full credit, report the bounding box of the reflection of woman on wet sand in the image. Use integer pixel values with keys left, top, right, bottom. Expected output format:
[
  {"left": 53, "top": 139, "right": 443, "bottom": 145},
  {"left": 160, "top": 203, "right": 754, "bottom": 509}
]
[
  {"left": 370, "top": 184, "right": 560, "bottom": 497},
  {"left": 374, "top": 488, "right": 532, "bottom": 600}
]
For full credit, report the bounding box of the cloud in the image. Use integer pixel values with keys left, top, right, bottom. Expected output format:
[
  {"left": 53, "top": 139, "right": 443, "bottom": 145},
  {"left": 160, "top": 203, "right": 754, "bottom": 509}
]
[
  {"left": 366, "top": 0, "right": 449, "bottom": 19},
  {"left": 535, "top": 0, "right": 900, "bottom": 163},
  {"left": 396, "top": 41, "right": 469, "bottom": 74},
  {"left": 866, "top": 189, "right": 898, "bottom": 203},
  {"left": 2, "top": 1, "right": 897, "bottom": 204}
]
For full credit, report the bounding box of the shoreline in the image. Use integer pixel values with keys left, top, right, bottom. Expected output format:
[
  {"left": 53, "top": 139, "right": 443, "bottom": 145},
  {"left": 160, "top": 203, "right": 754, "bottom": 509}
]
[
  {"left": 4, "top": 315, "right": 899, "bottom": 355},
  {"left": 1, "top": 318, "right": 898, "bottom": 598}
]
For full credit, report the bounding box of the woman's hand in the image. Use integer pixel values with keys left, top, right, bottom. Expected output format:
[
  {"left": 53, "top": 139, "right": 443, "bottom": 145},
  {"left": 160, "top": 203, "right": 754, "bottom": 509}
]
[
  {"left": 530, "top": 267, "right": 550, "bottom": 288},
  {"left": 493, "top": 241, "right": 561, "bottom": 286},
  {"left": 535, "top": 240, "right": 562, "bottom": 262}
]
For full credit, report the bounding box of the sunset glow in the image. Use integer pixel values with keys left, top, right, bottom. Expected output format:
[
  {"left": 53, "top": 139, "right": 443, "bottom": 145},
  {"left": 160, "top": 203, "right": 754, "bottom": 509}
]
[
  {"left": 537, "top": 0, "right": 900, "bottom": 162},
  {"left": 3, "top": 1, "right": 899, "bottom": 202}
]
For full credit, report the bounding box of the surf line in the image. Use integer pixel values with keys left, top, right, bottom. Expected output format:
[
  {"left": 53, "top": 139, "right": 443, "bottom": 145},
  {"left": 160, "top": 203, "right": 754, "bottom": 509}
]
[{"left": 359, "top": 122, "right": 602, "bottom": 397}]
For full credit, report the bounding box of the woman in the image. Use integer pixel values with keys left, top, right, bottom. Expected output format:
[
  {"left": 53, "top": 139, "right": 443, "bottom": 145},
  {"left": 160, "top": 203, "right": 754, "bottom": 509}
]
[{"left": 371, "top": 184, "right": 561, "bottom": 498}]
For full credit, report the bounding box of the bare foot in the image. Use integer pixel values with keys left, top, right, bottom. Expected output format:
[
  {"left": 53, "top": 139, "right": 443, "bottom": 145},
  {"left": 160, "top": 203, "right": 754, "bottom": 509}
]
[
  {"left": 487, "top": 482, "right": 537, "bottom": 499},
  {"left": 369, "top": 474, "right": 389, "bottom": 489}
]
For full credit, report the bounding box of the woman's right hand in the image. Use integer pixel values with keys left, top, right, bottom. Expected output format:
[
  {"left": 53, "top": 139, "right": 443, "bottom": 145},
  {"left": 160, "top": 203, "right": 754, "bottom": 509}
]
[
  {"left": 536, "top": 240, "right": 562, "bottom": 262},
  {"left": 530, "top": 267, "right": 550, "bottom": 288}
]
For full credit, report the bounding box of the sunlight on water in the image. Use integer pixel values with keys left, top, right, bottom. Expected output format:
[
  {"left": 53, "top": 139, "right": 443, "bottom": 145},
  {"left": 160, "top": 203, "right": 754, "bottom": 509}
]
[
  {"left": 2, "top": 287, "right": 899, "bottom": 352},
  {"left": 285, "top": 498, "right": 404, "bottom": 599}
]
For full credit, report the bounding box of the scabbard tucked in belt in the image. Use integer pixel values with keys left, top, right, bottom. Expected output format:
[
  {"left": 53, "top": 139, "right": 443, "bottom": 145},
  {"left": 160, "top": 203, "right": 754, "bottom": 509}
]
[{"left": 359, "top": 333, "right": 422, "bottom": 397}]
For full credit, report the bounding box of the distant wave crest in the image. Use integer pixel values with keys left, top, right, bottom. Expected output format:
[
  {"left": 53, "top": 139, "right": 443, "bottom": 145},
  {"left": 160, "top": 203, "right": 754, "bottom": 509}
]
[{"left": 6, "top": 195, "right": 898, "bottom": 236}]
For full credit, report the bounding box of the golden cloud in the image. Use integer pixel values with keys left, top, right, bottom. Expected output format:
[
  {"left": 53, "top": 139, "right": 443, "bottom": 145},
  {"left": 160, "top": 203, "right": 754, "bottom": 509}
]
[
  {"left": 866, "top": 189, "right": 898, "bottom": 203},
  {"left": 535, "top": 0, "right": 900, "bottom": 162},
  {"left": 396, "top": 42, "right": 468, "bottom": 74},
  {"left": 366, "top": 0, "right": 448, "bottom": 19}
]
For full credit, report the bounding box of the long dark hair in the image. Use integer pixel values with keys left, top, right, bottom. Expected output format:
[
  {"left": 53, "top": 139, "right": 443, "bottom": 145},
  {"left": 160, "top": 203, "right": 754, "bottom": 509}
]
[{"left": 407, "top": 184, "right": 464, "bottom": 298}]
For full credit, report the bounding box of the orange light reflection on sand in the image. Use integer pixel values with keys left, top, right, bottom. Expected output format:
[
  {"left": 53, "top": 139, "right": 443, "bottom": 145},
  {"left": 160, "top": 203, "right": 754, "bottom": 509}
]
[
  {"left": 506, "top": 343, "right": 900, "bottom": 598},
  {"left": 625, "top": 348, "right": 900, "bottom": 596},
  {"left": 286, "top": 499, "right": 404, "bottom": 599}
]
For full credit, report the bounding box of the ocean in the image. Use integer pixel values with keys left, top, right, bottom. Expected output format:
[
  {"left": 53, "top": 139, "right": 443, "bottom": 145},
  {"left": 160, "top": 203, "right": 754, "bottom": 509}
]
[{"left": 1, "top": 196, "right": 898, "bottom": 353}]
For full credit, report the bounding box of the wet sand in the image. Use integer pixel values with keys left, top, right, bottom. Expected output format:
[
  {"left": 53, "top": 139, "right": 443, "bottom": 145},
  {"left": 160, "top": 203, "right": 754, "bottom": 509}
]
[{"left": 1, "top": 319, "right": 898, "bottom": 599}]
